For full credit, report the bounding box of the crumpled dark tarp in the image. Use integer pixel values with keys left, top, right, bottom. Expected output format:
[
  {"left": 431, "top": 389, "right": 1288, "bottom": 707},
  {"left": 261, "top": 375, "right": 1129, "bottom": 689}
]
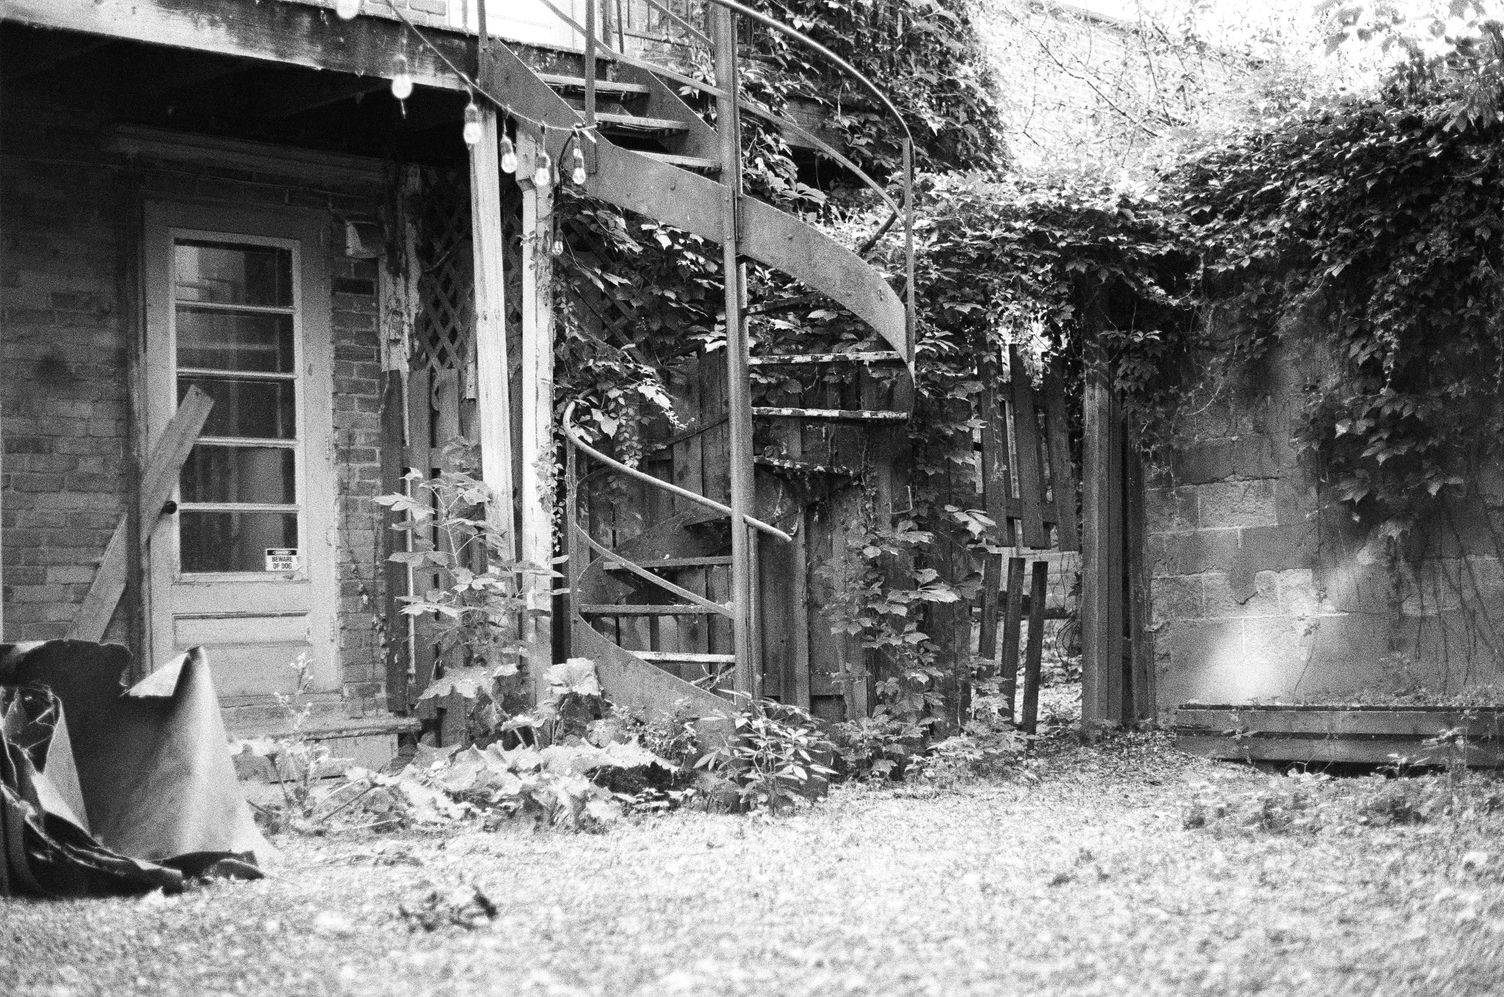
[{"left": 0, "top": 640, "right": 276, "bottom": 897}]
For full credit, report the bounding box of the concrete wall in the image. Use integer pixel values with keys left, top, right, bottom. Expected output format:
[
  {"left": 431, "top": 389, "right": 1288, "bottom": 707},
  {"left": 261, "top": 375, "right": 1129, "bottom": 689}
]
[
  {"left": 1149, "top": 339, "right": 1504, "bottom": 707},
  {"left": 0, "top": 105, "right": 391, "bottom": 711}
]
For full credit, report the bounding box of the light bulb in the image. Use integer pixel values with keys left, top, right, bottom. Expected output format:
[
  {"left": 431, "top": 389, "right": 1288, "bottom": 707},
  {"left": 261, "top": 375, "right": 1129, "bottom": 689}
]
[
  {"left": 390, "top": 55, "right": 414, "bottom": 101},
  {"left": 335, "top": 0, "right": 362, "bottom": 20},
  {"left": 532, "top": 152, "right": 552, "bottom": 189},
  {"left": 570, "top": 141, "right": 587, "bottom": 184},
  {"left": 551, "top": 239, "right": 565, "bottom": 257},
  {"left": 462, "top": 101, "right": 483, "bottom": 146},
  {"left": 499, "top": 137, "right": 518, "bottom": 174}
]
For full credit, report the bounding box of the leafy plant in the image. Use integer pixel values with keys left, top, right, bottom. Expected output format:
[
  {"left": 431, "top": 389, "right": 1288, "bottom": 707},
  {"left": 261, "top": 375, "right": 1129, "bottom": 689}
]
[
  {"left": 378, "top": 439, "right": 551, "bottom": 687},
  {"left": 696, "top": 697, "right": 837, "bottom": 813},
  {"left": 827, "top": 714, "right": 930, "bottom": 781}
]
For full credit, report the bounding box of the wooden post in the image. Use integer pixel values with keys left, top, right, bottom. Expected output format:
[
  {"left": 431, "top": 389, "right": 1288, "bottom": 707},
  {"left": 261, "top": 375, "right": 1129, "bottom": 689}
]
[
  {"left": 1126, "top": 427, "right": 1154, "bottom": 722},
  {"left": 713, "top": 6, "right": 759, "bottom": 697},
  {"left": 1081, "top": 369, "right": 1125, "bottom": 726},
  {"left": 518, "top": 127, "right": 558, "bottom": 704}
]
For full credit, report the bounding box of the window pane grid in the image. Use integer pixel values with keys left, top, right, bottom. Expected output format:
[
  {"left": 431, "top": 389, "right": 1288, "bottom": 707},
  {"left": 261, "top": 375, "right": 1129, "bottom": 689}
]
[{"left": 172, "top": 236, "right": 301, "bottom": 575}]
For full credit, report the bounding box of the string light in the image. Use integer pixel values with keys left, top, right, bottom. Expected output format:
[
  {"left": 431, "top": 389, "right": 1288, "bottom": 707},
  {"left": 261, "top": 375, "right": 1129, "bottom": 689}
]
[
  {"left": 532, "top": 150, "right": 552, "bottom": 189},
  {"left": 390, "top": 54, "right": 414, "bottom": 101},
  {"left": 335, "top": 0, "right": 362, "bottom": 20},
  {"left": 552, "top": 238, "right": 565, "bottom": 257},
  {"left": 462, "top": 99, "right": 483, "bottom": 146},
  {"left": 570, "top": 129, "right": 588, "bottom": 185},
  {"left": 499, "top": 136, "right": 518, "bottom": 174}
]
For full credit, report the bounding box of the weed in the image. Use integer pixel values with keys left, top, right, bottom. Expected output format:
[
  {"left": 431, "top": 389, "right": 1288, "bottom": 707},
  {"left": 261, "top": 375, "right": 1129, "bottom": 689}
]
[{"left": 697, "top": 697, "right": 837, "bottom": 813}]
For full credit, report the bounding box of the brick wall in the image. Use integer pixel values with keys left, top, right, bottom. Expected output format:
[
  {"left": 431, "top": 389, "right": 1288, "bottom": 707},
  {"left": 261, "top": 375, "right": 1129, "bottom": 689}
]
[
  {"left": 1149, "top": 339, "right": 1504, "bottom": 707},
  {"left": 1, "top": 106, "right": 393, "bottom": 710},
  {"left": 1, "top": 120, "right": 131, "bottom": 644}
]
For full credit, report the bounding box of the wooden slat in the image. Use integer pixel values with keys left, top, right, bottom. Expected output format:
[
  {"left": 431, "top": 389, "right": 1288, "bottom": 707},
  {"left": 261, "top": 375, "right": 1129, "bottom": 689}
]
[
  {"left": 1175, "top": 707, "right": 1504, "bottom": 738},
  {"left": 579, "top": 604, "right": 727, "bottom": 616},
  {"left": 976, "top": 377, "right": 1009, "bottom": 676},
  {"left": 1008, "top": 347, "right": 1048, "bottom": 548},
  {"left": 998, "top": 557, "right": 1026, "bottom": 720},
  {"left": 1020, "top": 560, "right": 1048, "bottom": 734},
  {"left": 406, "top": 367, "right": 438, "bottom": 698},
  {"left": 604, "top": 556, "right": 733, "bottom": 570},
  {"left": 1043, "top": 370, "right": 1080, "bottom": 550},
  {"left": 1175, "top": 735, "right": 1504, "bottom": 767},
  {"left": 379, "top": 371, "right": 410, "bottom": 713},
  {"left": 748, "top": 352, "right": 902, "bottom": 366},
  {"left": 752, "top": 407, "right": 907, "bottom": 422},
  {"left": 69, "top": 385, "right": 213, "bottom": 642}
]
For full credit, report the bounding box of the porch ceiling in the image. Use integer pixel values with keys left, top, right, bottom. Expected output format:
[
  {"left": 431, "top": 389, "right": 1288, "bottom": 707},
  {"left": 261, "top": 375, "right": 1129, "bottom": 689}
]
[{"left": 0, "top": 22, "right": 472, "bottom": 166}]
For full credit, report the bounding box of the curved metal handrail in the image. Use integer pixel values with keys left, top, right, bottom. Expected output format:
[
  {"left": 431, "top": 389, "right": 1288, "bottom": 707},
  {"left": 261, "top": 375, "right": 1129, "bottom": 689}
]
[
  {"left": 561, "top": 401, "right": 793, "bottom": 543},
  {"left": 534, "top": 0, "right": 916, "bottom": 344}
]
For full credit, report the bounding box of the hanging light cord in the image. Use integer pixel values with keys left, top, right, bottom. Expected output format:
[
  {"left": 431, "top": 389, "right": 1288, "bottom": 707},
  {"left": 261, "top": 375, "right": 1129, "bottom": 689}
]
[{"left": 387, "top": 5, "right": 598, "bottom": 145}]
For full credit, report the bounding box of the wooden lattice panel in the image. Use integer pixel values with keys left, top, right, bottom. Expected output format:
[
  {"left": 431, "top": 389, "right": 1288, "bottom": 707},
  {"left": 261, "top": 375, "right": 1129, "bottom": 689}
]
[{"left": 413, "top": 169, "right": 475, "bottom": 375}]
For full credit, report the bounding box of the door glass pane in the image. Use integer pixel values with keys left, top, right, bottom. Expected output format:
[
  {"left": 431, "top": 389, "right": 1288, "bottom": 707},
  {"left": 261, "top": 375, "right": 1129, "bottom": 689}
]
[
  {"left": 176, "top": 307, "right": 294, "bottom": 372},
  {"left": 179, "top": 511, "right": 299, "bottom": 573},
  {"left": 180, "top": 446, "right": 295, "bottom": 504},
  {"left": 179, "top": 378, "right": 296, "bottom": 439},
  {"left": 175, "top": 241, "right": 293, "bottom": 307}
]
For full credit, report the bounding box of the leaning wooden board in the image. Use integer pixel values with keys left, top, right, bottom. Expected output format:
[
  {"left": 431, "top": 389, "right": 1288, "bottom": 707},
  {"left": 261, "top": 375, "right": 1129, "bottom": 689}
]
[
  {"left": 1175, "top": 704, "right": 1504, "bottom": 766},
  {"left": 69, "top": 386, "right": 214, "bottom": 642}
]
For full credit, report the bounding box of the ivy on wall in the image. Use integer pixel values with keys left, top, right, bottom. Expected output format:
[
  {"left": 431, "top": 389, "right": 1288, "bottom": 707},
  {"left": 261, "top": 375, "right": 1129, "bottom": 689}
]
[{"left": 1176, "top": 70, "right": 1504, "bottom": 529}]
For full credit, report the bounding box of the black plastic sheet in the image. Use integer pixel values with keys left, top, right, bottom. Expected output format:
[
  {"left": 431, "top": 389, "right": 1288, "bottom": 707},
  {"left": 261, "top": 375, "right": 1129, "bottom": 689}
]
[{"left": 0, "top": 640, "right": 275, "bottom": 897}]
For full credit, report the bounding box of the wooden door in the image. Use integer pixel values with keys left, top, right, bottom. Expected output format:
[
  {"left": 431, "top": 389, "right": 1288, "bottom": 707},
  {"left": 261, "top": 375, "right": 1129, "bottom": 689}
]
[{"left": 143, "top": 202, "right": 338, "bottom": 699}]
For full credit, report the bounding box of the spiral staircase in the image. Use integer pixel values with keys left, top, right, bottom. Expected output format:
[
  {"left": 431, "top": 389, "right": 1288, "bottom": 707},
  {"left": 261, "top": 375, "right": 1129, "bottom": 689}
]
[{"left": 493, "top": 1, "right": 916, "bottom": 724}]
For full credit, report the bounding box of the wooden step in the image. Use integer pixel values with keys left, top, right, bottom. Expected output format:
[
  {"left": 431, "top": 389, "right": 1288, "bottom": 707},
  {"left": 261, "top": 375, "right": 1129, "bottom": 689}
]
[
  {"left": 580, "top": 603, "right": 726, "bottom": 616},
  {"left": 755, "top": 455, "right": 860, "bottom": 477},
  {"left": 639, "top": 151, "right": 722, "bottom": 172},
  {"left": 539, "top": 74, "right": 651, "bottom": 99},
  {"left": 604, "top": 556, "right": 732, "bottom": 571},
  {"left": 594, "top": 112, "right": 689, "bottom": 135},
  {"left": 750, "top": 351, "right": 903, "bottom": 366},
  {"left": 753, "top": 406, "right": 908, "bottom": 422},
  {"left": 633, "top": 651, "right": 737, "bottom": 664}
]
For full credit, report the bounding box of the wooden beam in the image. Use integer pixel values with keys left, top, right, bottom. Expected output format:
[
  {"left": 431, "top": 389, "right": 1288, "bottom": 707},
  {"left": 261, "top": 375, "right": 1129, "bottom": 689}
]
[
  {"left": 516, "top": 126, "right": 556, "bottom": 703},
  {"left": 1080, "top": 371, "right": 1123, "bottom": 726},
  {"left": 69, "top": 385, "right": 213, "bottom": 643},
  {"left": 3, "top": 0, "right": 470, "bottom": 91}
]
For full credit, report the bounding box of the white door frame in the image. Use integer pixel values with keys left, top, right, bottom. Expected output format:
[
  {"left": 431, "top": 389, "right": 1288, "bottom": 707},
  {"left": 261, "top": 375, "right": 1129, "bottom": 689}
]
[{"left": 141, "top": 200, "right": 338, "bottom": 697}]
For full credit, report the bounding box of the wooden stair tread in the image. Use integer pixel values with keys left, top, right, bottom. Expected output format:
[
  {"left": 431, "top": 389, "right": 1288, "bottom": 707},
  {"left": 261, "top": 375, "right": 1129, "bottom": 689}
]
[
  {"left": 753, "top": 406, "right": 908, "bottom": 422},
  {"left": 581, "top": 603, "right": 726, "bottom": 616},
  {"left": 633, "top": 651, "right": 737, "bottom": 663},
  {"left": 750, "top": 351, "right": 903, "bottom": 366},
  {"left": 755, "top": 455, "right": 860, "bottom": 476},
  {"left": 594, "top": 112, "right": 689, "bottom": 133},
  {"left": 604, "top": 556, "right": 732, "bottom": 570},
  {"left": 540, "top": 74, "right": 651, "bottom": 98},
  {"left": 639, "top": 151, "right": 722, "bottom": 172}
]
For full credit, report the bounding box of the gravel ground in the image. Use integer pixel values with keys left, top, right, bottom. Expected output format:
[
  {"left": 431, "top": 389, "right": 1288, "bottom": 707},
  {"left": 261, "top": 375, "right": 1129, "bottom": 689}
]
[{"left": 4, "top": 731, "right": 1504, "bottom": 997}]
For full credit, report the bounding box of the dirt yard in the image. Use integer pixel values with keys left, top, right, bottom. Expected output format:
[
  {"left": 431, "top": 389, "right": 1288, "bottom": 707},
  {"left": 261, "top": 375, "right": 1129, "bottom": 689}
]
[{"left": 4, "top": 729, "right": 1504, "bottom": 997}]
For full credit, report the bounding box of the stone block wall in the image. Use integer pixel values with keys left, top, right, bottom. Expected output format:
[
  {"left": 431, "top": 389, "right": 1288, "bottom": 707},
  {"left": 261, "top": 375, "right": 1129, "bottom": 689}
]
[
  {"left": 1149, "top": 341, "right": 1504, "bottom": 707},
  {"left": 1, "top": 105, "right": 392, "bottom": 711}
]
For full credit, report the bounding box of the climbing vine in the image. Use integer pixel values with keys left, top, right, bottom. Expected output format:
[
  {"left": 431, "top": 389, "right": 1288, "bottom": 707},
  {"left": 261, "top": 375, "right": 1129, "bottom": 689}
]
[{"left": 1175, "top": 66, "right": 1504, "bottom": 530}]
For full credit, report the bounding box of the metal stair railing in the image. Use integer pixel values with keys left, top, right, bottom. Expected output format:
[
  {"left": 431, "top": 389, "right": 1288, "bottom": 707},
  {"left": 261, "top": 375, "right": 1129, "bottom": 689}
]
[{"left": 535, "top": 0, "right": 917, "bottom": 360}]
